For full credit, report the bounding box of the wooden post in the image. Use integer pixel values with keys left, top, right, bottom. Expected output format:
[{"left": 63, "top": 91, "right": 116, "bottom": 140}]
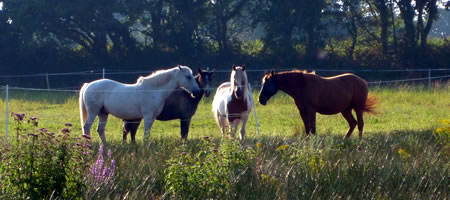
[
  {"left": 46, "top": 73, "right": 50, "bottom": 90},
  {"left": 5, "top": 85, "right": 9, "bottom": 141},
  {"left": 428, "top": 68, "right": 431, "bottom": 89}
]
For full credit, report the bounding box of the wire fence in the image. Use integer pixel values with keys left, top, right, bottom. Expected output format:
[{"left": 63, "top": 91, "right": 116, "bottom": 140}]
[
  {"left": 1, "top": 67, "right": 449, "bottom": 141},
  {"left": 1, "top": 67, "right": 449, "bottom": 91}
]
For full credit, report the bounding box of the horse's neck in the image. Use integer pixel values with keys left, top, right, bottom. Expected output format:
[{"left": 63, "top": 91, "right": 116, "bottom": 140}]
[
  {"left": 140, "top": 72, "right": 177, "bottom": 92},
  {"left": 276, "top": 73, "right": 303, "bottom": 97},
  {"left": 188, "top": 75, "right": 202, "bottom": 100}
]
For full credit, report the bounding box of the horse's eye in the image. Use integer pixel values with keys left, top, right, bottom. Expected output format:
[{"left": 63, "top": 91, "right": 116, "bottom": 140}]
[{"left": 186, "top": 76, "right": 191, "bottom": 80}]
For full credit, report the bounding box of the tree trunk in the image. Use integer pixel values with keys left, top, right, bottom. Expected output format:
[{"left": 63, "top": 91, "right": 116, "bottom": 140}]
[
  {"left": 374, "top": 0, "right": 389, "bottom": 56},
  {"left": 150, "top": 0, "right": 164, "bottom": 49},
  {"left": 420, "top": 0, "right": 438, "bottom": 50}
]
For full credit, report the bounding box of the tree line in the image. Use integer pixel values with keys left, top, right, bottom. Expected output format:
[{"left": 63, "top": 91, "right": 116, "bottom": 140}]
[{"left": 1, "top": 0, "right": 450, "bottom": 77}]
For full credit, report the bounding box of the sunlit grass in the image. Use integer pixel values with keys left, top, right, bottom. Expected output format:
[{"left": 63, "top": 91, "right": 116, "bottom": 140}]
[
  {"left": 0, "top": 83, "right": 448, "bottom": 143},
  {"left": 0, "top": 83, "right": 448, "bottom": 198}
]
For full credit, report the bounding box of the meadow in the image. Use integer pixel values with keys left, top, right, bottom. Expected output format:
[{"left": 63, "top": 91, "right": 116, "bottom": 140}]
[{"left": 0, "top": 83, "right": 449, "bottom": 199}]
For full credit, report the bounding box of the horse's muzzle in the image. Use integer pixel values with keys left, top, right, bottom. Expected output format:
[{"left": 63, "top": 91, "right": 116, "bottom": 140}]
[
  {"left": 235, "top": 88, "right": 243, "bottom": 99},
  {"left": 204, "top": 90, "right": 211, "bottom": 97},
  {"left": 259, "top": 96, "right": 267, "bottom": 105},
  {"left": 192, "top": 89, "right": 202, "bottom": 98}
]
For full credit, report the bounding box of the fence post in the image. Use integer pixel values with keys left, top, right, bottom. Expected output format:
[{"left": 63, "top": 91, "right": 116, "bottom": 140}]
[
  {"left": 428, "top": 68, "right": 431, "bottom": 89},
  {"left": 103, "top": 68, "right": 105, "bottom": 79},
  {"left": 46, "top": 73, "right": 50, "bottom": 90},
  {"left": 248, "top": 83, "right": 260, "bottom": 139},
  {"left": 5, "top": 85, "right": 8, "bottom": 142}
]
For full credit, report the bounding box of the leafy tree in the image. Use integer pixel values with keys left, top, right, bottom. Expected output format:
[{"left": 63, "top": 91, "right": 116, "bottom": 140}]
[{"left": 206, "top": 0, "right": 249, "bottom": 57}]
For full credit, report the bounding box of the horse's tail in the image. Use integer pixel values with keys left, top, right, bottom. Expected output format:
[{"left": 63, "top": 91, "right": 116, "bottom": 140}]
[
  {"left": 79, "top": 83, "right": 88, "bottom": 134},
  {"left": 363, "top": 93, "right": 378, "bottom": 114}
]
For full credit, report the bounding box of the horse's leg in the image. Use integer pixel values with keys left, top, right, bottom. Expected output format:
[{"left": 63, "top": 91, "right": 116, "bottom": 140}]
[
  {"left": 309, "top": 110, "right": 317, "bottom": 135},
  {"left": 83, "top": 113, "right": 97, "bottom": 136},
  {"left": 97, "top": 113, "right": 109, "bottom": 145},
  {"left": 341, "top": 109, "right": 357, "bottom": 138},
  {"left": 130, "top": 119, "right": 141, "bottom": 144},
  {"left": 355, "top": 109, "right": 364, "bottom": 140},
  {"left": 231, "top": 119, "right": 240, "bottom": 138},
  {"left": 180, "top": 117, "right": 191, "bottom": 139},
  {"left": 122, "top": 121, "right": 129, "bottom": 143},
  {"left": 239, "top": 114, "right": 249, "bottom": 141},
  {"left": 143, "top": 115, "right": 156, "bottom": 141},
  {"left": 216, "top": 112, "right": 226, "bottom": 135},
  {"left": 298, "top": 108, "right": 311, "bottom": 136}
]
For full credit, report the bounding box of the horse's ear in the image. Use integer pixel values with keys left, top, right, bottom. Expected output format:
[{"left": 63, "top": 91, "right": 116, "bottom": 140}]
[
  {"left": 232, "top": 64, "right": 236, "bottom": 71},
  {"left": 178, "top": 65, "right": 183, "bottom": 71},
  {"left": 270, "top": 69, "right": 275, "bottom": 76},
  {"left": 242, "top": 64, "right": 246, "bottom": 71}
]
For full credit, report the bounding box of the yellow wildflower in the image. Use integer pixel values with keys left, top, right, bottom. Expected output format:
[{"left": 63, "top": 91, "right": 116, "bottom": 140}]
[
  {"left": 276, "top": 144, "right": 289, "bottom": 151},
  {"left": 398, "top": 148, "right": 411, "bottom": 159},
  {"left": 256, "top": 142, "right": 262, "bottom": 149}
]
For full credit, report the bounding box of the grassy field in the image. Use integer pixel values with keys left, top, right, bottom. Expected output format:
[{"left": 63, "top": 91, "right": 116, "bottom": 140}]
[{"left": 0, "top": 83, "right": 449, "bottom": 199}]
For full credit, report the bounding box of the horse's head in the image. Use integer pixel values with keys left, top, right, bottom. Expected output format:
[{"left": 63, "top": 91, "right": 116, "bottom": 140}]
[
  {"left": 197, "top": 68, "right": 215, "bottom": 97},
  {"left": 231, "top": 64, "right": 248, "bottom": 99},
  {"left": 177, "top": 65, "right": 202, "bottom": 97},
  {"left": 259, "top": 70, "right": 278, "bottom": 105}
]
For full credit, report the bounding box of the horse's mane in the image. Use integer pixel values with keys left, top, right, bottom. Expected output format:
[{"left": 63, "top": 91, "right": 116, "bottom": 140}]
[
  {"left": 264, "top": 69, "right": 315, "bottom": 80},
  {"left": 231, "top": 66, "right": 248, "bottom": 85},
  {"left": 283, "top": 69, "right": 315, "bottom": 75},
  {"left": 137, "top": 65, "right": 188, "bottom": 85}
]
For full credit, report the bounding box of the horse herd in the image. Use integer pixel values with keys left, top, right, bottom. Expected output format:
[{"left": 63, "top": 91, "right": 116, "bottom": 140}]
[{"left": 79, "top": 65, "right": 377, "bottom": 144}]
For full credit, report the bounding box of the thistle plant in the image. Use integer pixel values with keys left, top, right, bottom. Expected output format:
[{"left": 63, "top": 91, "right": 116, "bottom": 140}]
[{"left": 0, "top": 113, "right": 92, "bottom": 199}]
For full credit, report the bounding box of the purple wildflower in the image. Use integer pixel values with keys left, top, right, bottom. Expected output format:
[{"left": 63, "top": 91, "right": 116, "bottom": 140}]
[
  {"left": 61, "top": 128, "right": 70, "bottom": 134},
  {"left": 14, "top": 113, "right": 25, "bottom": 121},
  {"left": 65, "top": 122, "right": 72, "bottom": 127},
  {"left": 107, "top": 149, "right": 112, "bottom": 159},
  {"left": 39, "top": 128, "right": 48, "bottom": 133},
  {"left": 28, "top": 133, "right": 38, "bottom": 137},
  {"left": 89, "top": 145, "right": 115, "bottom": 185},
  {"left": 82, "top": 134, "right": 91, "bottom": 140}
]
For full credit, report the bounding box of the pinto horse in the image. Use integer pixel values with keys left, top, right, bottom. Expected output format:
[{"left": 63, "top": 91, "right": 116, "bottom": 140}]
[
  {"left": 258, "top": 70, "right": 377, "bottom": 139},
  {"left": 213, "top": 65, "right": 253, "bottom": 140},
  {"left": 122, "top": 68, "right": 215, "bottom": 143},
  {"left": 79, "top": 66, "right": 201, "bottom": 144}
]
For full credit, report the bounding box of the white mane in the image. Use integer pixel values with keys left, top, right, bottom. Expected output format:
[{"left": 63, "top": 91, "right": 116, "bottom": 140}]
[{"left": 136, "top": 66, "right": 191, "bottom": 86}]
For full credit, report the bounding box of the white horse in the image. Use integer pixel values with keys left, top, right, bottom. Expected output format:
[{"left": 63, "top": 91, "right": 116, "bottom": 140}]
[
  {"left": 212, "top": 64, "right": 252, "bottom": 140},
  {"left": 79, "top": 65, "right": 201, "bottom": 144}
]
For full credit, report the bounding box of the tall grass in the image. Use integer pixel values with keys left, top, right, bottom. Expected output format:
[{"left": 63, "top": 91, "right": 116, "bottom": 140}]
[{"left": 0, "top": 83, "right": 449, "bottom": 199}]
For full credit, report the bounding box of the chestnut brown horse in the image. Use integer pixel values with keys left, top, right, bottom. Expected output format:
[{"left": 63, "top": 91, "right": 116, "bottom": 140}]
[{"left": 258, "top": 70, "right": 377, "bottom": 139}]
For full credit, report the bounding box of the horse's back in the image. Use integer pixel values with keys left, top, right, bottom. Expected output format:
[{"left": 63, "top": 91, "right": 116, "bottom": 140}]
[
  {"left": 308, "top": 73, "right": 368, "bottom": 114},
  {"left": 82, "top": 79, "right": 144, "bottom": 119},
  {"left": 83, "top": 79, "right": 124, "bottom": 101},
  {"left": 322, "top": 73, "right": 367, "bottom": 92},
  {"left": 157, "top": 89, "right": 197, "bottom": 121}
]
